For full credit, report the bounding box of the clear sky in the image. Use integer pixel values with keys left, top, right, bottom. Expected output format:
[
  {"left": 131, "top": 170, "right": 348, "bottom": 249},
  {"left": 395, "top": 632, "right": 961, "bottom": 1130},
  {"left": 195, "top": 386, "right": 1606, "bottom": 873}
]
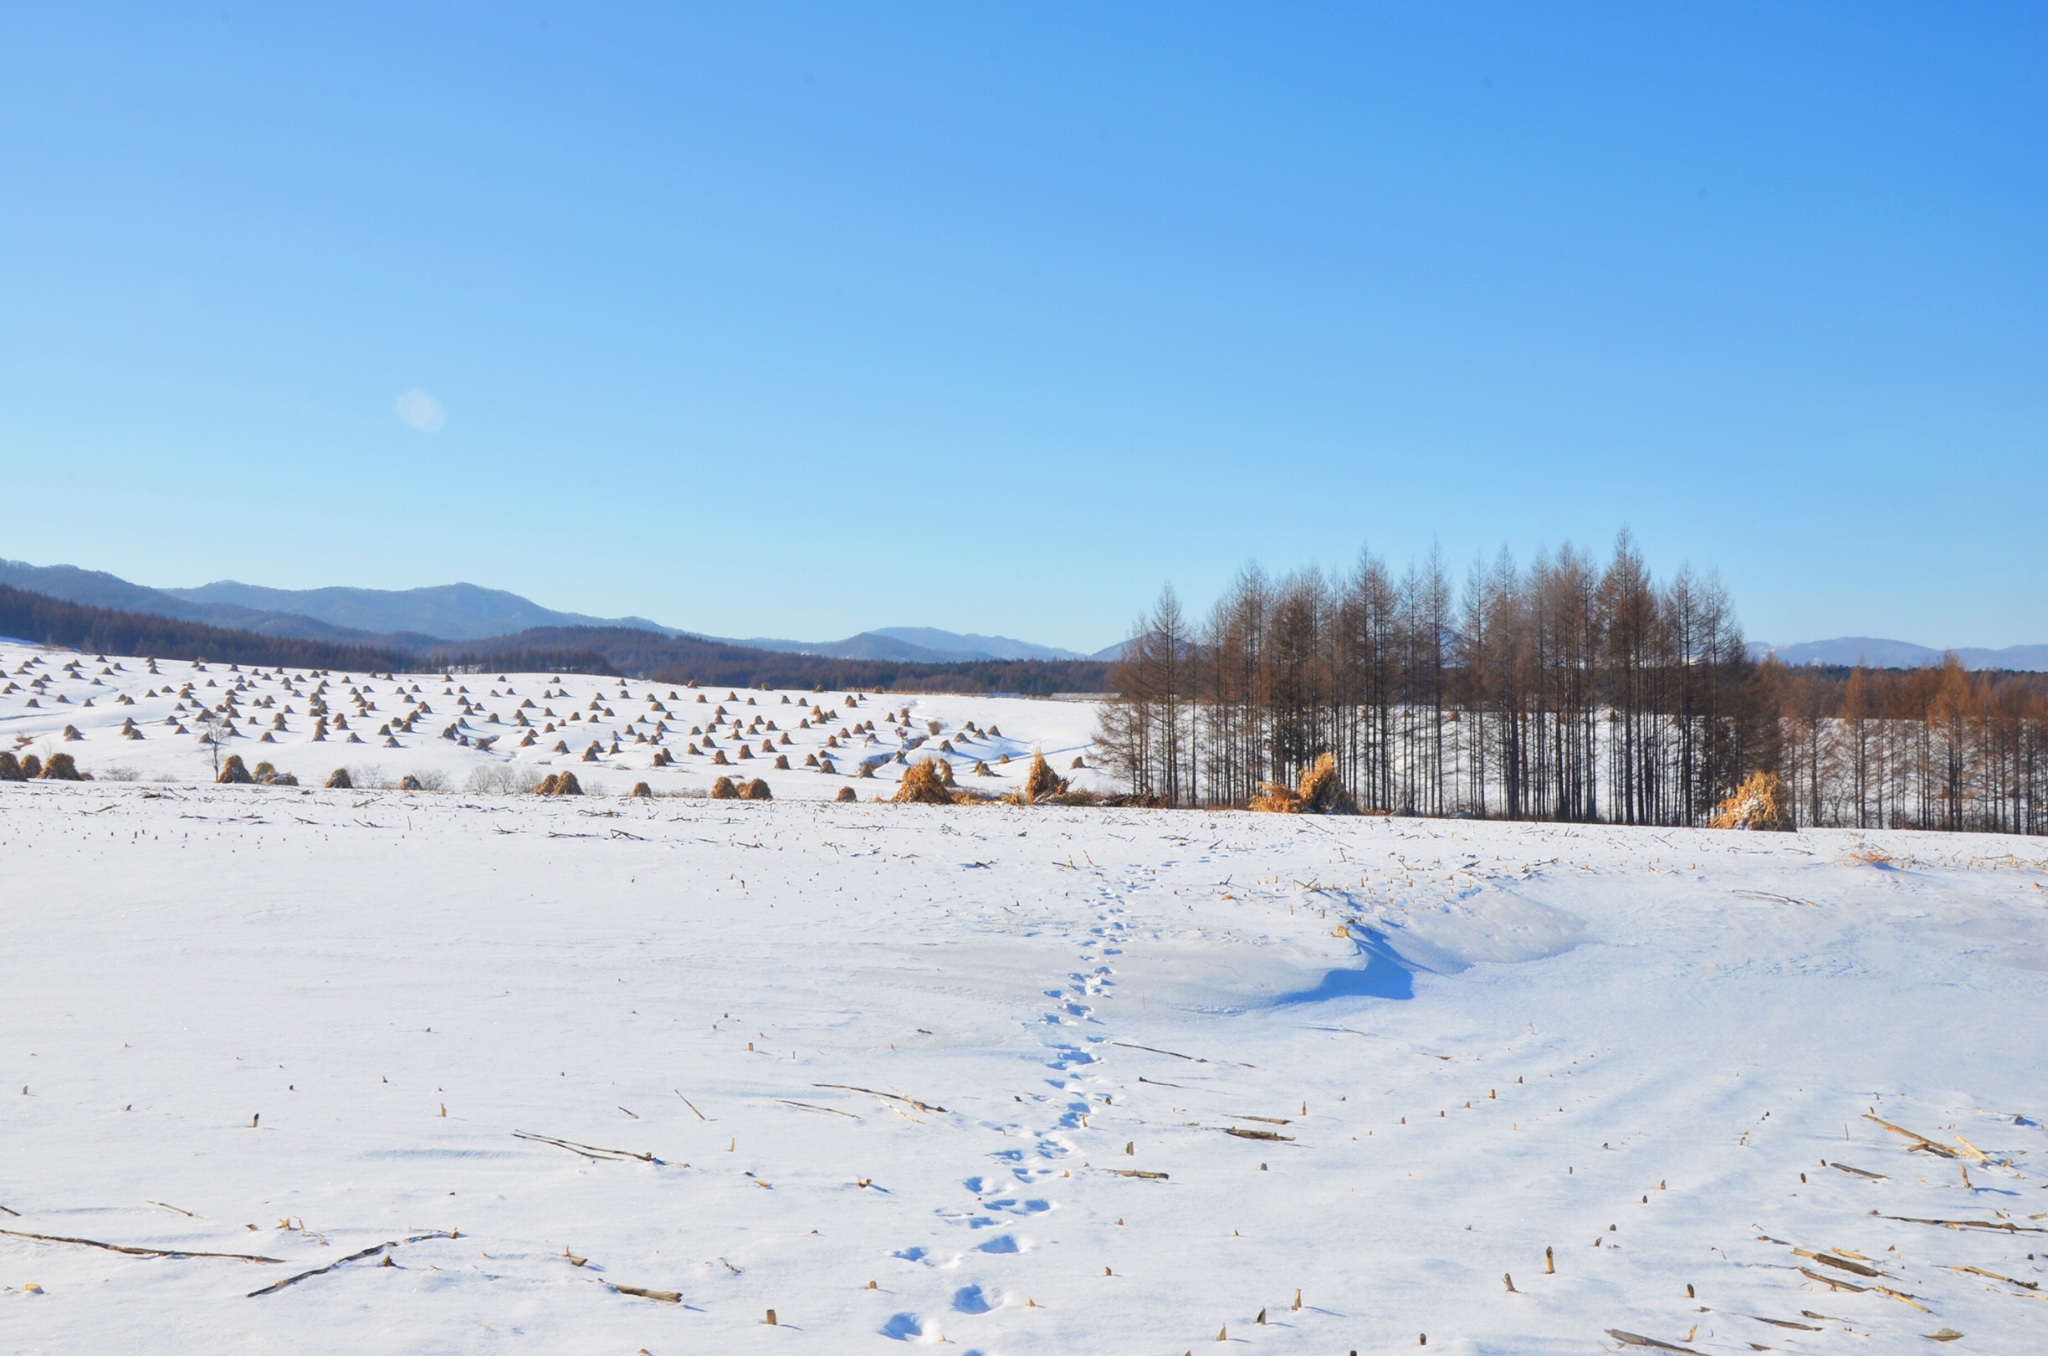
[{"left": 2, "top": 4, "right": 2042, "bottom": 651}]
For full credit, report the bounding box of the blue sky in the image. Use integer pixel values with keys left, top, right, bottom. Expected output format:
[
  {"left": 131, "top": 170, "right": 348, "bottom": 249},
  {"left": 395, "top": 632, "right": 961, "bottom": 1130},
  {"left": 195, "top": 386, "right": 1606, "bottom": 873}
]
[{"left": 2, "top": 4, "right": 2042, "bottom": 651}]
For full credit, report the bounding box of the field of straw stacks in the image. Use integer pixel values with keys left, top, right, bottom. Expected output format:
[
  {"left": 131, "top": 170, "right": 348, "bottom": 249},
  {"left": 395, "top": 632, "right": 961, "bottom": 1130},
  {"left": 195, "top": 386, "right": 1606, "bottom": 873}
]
[{"left": 3, "top": 642, "right": 2045, "bottom": 1352}]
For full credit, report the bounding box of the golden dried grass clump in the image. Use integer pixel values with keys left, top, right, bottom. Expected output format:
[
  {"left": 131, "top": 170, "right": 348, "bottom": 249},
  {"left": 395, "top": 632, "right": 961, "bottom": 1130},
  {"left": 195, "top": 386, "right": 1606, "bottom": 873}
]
[
  {"left": 1295, "top": 753, "right": 1353, "bottom": 814},
  {"left": 892, "top": 757, "right": 958, "bottom": 805},
  {"left": 1709, "top": 770, "right": 1787, "bottom": 830},
  {"left": 534, "top": 771, "right": 584, "bottom": 797},
  {"left": 834, "top": 785, "right": 858, "bottom": 803},
  {"left": 1249, "top": 752, "right": 1352, "bottom": 814},
  {"left": 217, "top": 754, "right": 253, "bottom": 785},
  {"left": 1021, "top": 751, "right": 1066, "bottom": 804},
  {"left": 1247, "top": 779, "right": 1299, "bottom": 812},
  {"left": 630, "top": 781, "right": 653, "bottom": 798},
  {"left": 743, "top": 778, "right": 773, "bottom": 801},
  {"left": 709, "top": 776, "right": 739, "bottom": 800},
  {"left": 324, "top": 767, "right": 352, "bottom": 789},
  {"left": 39, "top": 751, "right": 84, "bottom": 781}
]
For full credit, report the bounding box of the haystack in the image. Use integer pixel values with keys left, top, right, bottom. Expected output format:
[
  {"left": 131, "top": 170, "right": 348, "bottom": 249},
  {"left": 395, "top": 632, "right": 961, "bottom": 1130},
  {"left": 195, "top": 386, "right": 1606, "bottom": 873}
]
[
  {"left": 1296, "top": 753, "right": 1354, "bottom": 813},
  {"left": 325, "top": 768, "right": 352, "bottom": 789},
  {"left": 630, "top": 782, "right": 653, "bottom": 798},
  {"left": 974, "top": 760, "right": 994, "bottom": 777},
  {"left": 1022, "top": 752, "right": 1066, "bottom": 803},
  {"left": 40, "top": 752, "right": 84, "bottom": 781},
  {"left": 252, "top": 761, "right": 277, "bottom": 782},
  {"left": 535, "top": 771, "right": 584, "bottom": 796},
  {"left": 18, "top": 755, "right": 40, "bottom": 779},
  {"left": 818, "top": 756, "right": 837, "bottom": 774},
  {"left": 218, "top": 755, "right": 254, "bottom": 785},
  {"left": 773, "top": 755, "right": 790, "bottom": 770},
  {"left": 834, "top": 785, "right": 857, "bottom": 802},
  {"left": 0, "top": 752, "right": 22, "bottom": 782},
  {"left": 743, "top": 778, "right": 772, "bottom": 801},
  {"left": 1249, "top": 753, "right": 1352, "bottom": 814},
  {"left": 61, "top": 724, "right": 82, "bottom": 742},
  {"left": 938, "top": 759, "right": 956, "bottom": 786},
  {"left": 1710, "top": 771, "right": 1787, "bottom": 830},
  {"left": 397, "top": 774, "right": 423, "bottom": 791},
  {"left": 892, "top": 757, "right": 956, "bottom": 805},
  {"left": 709, "top": 776, "right": 739, "bottom": 800},
  {"left": 713, "top": 749, "right": 731, "bottom": 765}
]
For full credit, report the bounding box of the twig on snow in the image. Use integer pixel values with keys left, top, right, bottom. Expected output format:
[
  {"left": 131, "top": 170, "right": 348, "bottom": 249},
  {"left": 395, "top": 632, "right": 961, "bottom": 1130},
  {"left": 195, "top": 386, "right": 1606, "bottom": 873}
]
[
  {"left": 1111, "top": 1041, "right": 1205, "bottom": 1062},
  {"left": 812, "top": 1083, "right": 948, "bottom": 1114},
  {"left": 2, "top": 1227, "right": 280, "bottom": 1264},
  {"left": 512, "top": 1130, "right": 661, "bottom": 1163},
  {"left": 247, "top": 1230, "right": 452, "bottom": 1296}
]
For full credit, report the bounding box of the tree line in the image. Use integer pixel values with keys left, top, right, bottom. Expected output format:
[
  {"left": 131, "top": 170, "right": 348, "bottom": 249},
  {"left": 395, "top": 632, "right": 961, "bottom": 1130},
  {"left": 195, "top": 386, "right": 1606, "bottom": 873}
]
[
  {"left": 440, "top": 626, "right": 1111, "bottom": 694},
  {"left": 0, "top": 584, "right": 415, "bottom": 673},
  {"left": 1775, "top": 660, "right": 2048, "bottom": 835},
  {"left": 1095, "top": 536, "right": 2046, "bottom": 836}
]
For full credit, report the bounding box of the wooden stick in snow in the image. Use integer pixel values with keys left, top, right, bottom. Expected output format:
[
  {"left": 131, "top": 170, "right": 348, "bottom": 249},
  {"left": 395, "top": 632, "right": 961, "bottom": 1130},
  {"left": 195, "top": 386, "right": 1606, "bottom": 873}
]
[
  {"left": 248, "top": 1231, "right": 453, "bottom": 1296},
  {"left": 512, "top": 1130, "right": 661, "bottom": 1163},
  {"left": 2, "top": 1227, "right": 281, "bottom": 1264},
  {"left": 812, "top": 1083, "right": 948, "bottom": 1114}
]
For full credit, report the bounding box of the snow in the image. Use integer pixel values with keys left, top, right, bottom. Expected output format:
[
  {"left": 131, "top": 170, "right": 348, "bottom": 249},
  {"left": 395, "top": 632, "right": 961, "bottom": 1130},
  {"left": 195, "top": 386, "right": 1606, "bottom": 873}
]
[
  {"left": 4, "top": 644, "right": 2047, "bottom": 1353},
  {"left": 0, "top": 644, "right": 1106, "bottom": 799}
]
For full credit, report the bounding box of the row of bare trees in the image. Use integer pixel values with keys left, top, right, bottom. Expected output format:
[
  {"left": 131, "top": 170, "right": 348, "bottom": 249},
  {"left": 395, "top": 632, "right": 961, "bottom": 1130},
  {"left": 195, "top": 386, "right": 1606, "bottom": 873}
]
[
  {"left": 1777, "top": 660, "right": 2048, "bottom": 835},
  {"left": 1096, "top": 535, "right": 2046, "bottom": 835}
]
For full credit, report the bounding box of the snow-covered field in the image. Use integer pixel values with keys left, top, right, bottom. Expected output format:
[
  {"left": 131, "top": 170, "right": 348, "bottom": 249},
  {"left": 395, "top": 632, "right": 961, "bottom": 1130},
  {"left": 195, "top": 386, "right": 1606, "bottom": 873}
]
[
  {"left": 4, "top": 648, "right": 2047, "bottom": 1354},
  {"left": 0, "top": 644, "right": 1106, "bottom": 799}
]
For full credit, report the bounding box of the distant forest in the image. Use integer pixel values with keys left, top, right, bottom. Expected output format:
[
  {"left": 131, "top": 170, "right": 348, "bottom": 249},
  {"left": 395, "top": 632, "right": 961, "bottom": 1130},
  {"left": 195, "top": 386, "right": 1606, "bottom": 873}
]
[
  {"left": 0, "top": 584, "right": 414, "bottom": 672},
  {"left": 435, "top": 627, "right": 1109, "bottom": 695},
  {"left": 0, "top": 586, "right": 1111, "bottom": 697},
  {"left": 1097, "top": 535, "right": 2047, "bottom": 836}
]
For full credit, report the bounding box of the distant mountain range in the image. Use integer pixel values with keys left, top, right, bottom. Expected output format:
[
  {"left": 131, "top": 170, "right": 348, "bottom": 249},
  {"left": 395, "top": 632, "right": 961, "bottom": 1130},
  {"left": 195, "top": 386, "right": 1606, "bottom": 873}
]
[
  {"left": 1752, "top": 637, "right": 2048, "bottom": 672},
  {"left": 0, "top": 557, "right": 1119, "bottom": 663},
  {"left": 12, "top": 559, "right": 2027, "bottom": 672},
  {"left": 733, "top": 626, "right": 1117, "bottom": 664}
]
